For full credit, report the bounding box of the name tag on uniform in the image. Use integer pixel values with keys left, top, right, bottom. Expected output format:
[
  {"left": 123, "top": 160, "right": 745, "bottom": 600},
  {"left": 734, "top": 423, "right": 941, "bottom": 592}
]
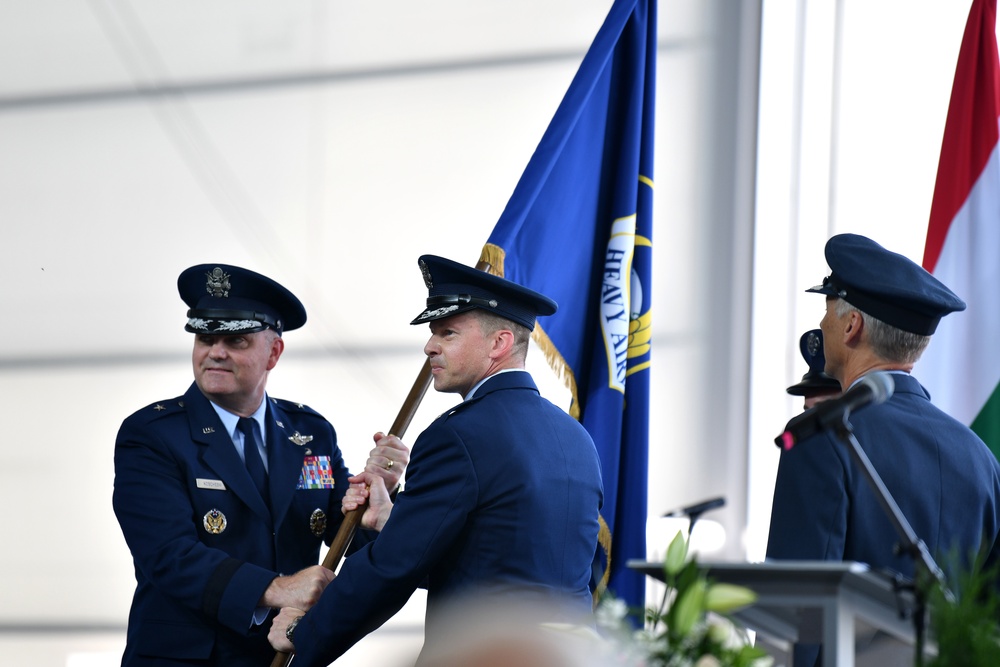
[
  {"left": 197, "top": 478, "right": 227, "bottom": 491},
  {"left": 297, "top": 456, "right": 335, "bottom": 489}
]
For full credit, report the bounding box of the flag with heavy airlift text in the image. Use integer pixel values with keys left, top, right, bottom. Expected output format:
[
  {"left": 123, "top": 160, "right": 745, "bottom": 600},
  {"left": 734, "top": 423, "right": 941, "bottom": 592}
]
[{"left": 479, "top": 0, "right": 656, "bottom": 610}]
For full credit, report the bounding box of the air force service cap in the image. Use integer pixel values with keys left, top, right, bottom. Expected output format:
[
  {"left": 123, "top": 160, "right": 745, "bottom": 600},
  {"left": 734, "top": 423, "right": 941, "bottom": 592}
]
[
  {"left": 178, "top": 264, "right": 306, "bottom": 335},
  {"left": 786, "top": 329, "right": 841, "bottom": 397},
  {"left": 806, "top": 233, "right": 965, "bottom": 336},
  {"left": 410, "top": 255, "right": 557, "bottom": 331}
]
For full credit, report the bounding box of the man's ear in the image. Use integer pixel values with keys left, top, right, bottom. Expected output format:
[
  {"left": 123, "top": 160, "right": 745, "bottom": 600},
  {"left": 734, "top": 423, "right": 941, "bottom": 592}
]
[
  {"left": 489, "top": 329, "right": 515, "bottom": 360},
  {"left": 267, "top": 335, "right": 285, "bottom": 370},
  {"left": 844, "top": 309, "right": 864, "bottom": 345}
]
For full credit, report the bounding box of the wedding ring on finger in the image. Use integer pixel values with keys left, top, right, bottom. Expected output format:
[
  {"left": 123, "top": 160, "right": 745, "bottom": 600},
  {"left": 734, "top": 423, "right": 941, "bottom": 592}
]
[{"left": 385, "top": 459, "right": 394, "bottom": 470}]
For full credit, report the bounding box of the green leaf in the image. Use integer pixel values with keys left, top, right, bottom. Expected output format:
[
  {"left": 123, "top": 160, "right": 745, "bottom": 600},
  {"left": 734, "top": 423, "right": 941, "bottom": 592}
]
[
  {"left": 664, "top": 530, "right": 689, "bottom": 577},
  {"left": 671, "top": 579, "right": 707, "bottom": 637},
  {"left": 704, "top": 583, "right": 757, "bottom": 613},
  {"left": 675, "top": 560, "right": 701, "bottom": 594},
  {"left": 732, "top": 644, "right": 770, "bottom": 667}
]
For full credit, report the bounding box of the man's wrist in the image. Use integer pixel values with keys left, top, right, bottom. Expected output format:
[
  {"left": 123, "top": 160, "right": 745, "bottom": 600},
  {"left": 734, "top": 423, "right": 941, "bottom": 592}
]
[{"left": 285, "top": 615, "right": 301, "bottom": 647}]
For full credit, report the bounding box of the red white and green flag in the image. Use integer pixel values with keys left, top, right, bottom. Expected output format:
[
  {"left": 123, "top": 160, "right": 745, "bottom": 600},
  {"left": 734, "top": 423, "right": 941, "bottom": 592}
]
[{"left": 919, "top": 0, "right": 1000, "bottom": 457}]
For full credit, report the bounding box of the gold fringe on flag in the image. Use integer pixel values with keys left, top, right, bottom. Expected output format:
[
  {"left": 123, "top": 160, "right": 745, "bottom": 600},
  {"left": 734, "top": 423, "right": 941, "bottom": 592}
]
[
  {"left": 533, "top": 324, "right": 582, "bottom": 420},
  {"left": 478, "top": 243, "right": 506, "bottom": 279},
  {"left": 592, "top": 515, "right": 613, "bottom": 606},
  {"left": 479, "top": 243, "right": 582, "bottom": 419}
]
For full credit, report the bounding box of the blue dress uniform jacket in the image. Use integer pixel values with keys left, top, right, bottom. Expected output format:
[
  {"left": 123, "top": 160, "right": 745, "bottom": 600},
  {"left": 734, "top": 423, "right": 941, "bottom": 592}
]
[
  {"left": 767, "top": 373, "right": 1000, "bottom": 578},
  {"left": 289, "top": 371, "right": 604, "bottom": 667},
  {"left": 113, "top": 382, "right": 352, "bottom": 666}
]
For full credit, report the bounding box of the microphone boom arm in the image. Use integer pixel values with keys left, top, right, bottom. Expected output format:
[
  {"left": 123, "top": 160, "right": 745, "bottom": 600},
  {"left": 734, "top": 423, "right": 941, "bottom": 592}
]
[{"left": 827, "top": 412, "right": 952, "bottom": 667}]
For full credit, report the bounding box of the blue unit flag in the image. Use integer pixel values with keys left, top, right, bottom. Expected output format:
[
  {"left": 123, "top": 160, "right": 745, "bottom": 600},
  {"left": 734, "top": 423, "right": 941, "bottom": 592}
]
[{"left": 479, "top": 0, "right": 656, "bottom": 610}]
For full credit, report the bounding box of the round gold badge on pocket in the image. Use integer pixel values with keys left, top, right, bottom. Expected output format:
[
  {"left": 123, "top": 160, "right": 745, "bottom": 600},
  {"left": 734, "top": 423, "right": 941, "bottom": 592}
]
[
  {"left": 309, "top": 508, "right": 327, "bottom": 537},
  {"left": 203, "top": 509, "right": 227, "bottom": 534}
]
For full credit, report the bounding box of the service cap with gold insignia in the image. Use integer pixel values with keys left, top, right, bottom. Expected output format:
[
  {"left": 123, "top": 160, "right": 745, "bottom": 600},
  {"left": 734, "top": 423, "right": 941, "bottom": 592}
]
[
  {"left": 806, "top": 234, "right": 965, "bottom": 336},
  {"left": 178, "top": 264, "right": 307, "bottom": 335},
  {"left": 411, "top": 255, "right": 557, "bottom": 331}
]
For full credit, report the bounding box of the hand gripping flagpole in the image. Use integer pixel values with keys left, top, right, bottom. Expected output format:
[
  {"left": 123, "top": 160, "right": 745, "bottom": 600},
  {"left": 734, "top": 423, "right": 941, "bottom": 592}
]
[{"left": 270, "top": 261, "right": 491, "bottom": 667}]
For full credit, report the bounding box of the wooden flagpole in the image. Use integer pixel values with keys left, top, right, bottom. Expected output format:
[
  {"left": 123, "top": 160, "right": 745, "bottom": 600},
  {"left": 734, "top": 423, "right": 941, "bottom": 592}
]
[{"left": 271, "top": 260, "right": 491, "bottom": 666}]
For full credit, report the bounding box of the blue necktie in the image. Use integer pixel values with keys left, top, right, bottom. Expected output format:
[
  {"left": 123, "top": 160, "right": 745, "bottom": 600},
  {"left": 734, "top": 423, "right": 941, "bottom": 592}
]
[{"left": 237, "top": 417, "right": 269, "bottom": 506}]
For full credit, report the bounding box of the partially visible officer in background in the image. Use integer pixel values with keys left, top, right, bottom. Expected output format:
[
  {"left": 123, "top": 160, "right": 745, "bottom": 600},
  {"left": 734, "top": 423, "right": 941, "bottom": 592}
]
[
  {"left": 767, "top": 234, "right": 1000, "bottom": 667},
  {"left": 786, "top": 328, "right": 842, "bottom": 411},
  {"left": 113, "top": 264, "right": 408, "bottom": 666}
]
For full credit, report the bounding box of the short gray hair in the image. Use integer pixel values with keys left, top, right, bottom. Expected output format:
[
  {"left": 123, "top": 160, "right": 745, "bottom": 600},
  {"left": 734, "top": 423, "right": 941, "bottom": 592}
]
[{"left": 834, "top": 299, "right": 930, "bottom": 364}]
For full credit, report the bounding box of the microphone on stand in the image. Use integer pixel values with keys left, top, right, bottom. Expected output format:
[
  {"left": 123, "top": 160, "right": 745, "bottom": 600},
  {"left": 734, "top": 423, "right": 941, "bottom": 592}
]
[
  {"left": 663, "top": 496, "right": 726, "bottom": 535},
  {"left": 775, "top": 371, "right": 894, "bottom": 450}
]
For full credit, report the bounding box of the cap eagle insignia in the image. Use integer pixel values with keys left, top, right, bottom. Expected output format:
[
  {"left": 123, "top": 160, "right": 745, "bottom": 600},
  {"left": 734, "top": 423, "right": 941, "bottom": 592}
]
[{"left": 205, "top": 267, "right": 231, "bottom": 298}]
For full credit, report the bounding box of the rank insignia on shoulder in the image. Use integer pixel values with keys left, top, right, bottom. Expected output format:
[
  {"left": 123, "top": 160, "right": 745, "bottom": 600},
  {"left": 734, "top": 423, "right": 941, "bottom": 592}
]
[
  {"left": 153, "top": 404, "right": 166, "bottom": 411},
  {"left": 309, "top": 509, "right": 327, "bottom": 537},
  {"left": 297, "top": 455, "right": 334, "bottom": 489},
  {"left": 203, "top": 509, "right": 227, "bottom": 534},
  {"left": 289, "top": 432, "right": 313, "bottom": 446}
]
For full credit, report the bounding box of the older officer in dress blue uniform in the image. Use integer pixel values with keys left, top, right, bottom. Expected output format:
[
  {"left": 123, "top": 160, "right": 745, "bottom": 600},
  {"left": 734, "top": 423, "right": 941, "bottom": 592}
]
[
  {"left": 113, "top": 264, "right": 407, "bottom": 667},
  {"left": 267, "top": 255, "right": 605, "bottom": 666},
  {"left": 767, "top": 234, "right": 1000, "bottom": 667}
]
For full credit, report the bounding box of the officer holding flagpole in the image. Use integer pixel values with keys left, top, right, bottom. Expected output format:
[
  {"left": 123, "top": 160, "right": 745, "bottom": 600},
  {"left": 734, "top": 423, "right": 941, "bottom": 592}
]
[
  {"left": 267, "top": 255, "right": 604, "bottom": 666},
  {"left": 113, "top": 264, "right": 408, "bottom": 667}
]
